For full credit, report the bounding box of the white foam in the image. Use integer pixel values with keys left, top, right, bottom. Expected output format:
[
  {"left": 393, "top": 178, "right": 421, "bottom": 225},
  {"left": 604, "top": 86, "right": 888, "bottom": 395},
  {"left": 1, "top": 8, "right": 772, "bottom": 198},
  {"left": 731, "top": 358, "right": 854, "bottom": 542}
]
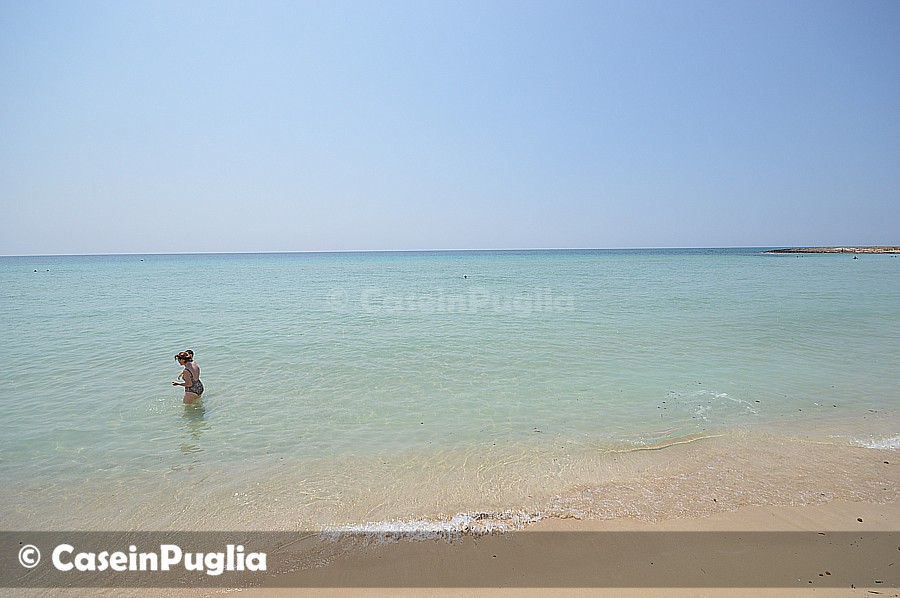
[
  {"left": 851, "top": 435, "right": 900, "bottom": 451},
  {"left": 673, "top": 390, "right": 758, "bottom": 422},
  {"left": 320, "top": 510, "right": 543, "bottom": 543}
]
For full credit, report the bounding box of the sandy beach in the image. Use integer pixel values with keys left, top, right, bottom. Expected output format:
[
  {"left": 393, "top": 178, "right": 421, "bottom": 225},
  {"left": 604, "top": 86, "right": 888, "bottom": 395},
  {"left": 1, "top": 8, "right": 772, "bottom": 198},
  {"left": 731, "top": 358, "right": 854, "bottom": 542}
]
[
  {"left": 230, "top": 430, "right": 899, "bottom": 594},
  {"left": 242, "top": 500, "right": 898, "bottom": 596},
  {"left": 6, "top": 499, "right": 895, "bottom": 597}
]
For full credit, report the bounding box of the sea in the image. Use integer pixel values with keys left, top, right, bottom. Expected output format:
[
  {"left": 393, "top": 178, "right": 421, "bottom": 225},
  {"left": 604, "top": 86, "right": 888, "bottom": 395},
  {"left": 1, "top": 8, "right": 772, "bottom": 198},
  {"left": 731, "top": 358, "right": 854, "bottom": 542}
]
[{"left": 1, "top": 248, "right": 898, "bottom": 533}]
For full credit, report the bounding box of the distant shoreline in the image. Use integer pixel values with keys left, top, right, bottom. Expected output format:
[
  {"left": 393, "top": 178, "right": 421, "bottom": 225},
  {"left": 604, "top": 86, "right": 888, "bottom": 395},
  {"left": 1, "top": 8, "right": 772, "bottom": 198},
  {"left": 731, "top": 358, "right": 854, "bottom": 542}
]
[{"left": 765, "top": 246, "right": 900, "bottom": 254}]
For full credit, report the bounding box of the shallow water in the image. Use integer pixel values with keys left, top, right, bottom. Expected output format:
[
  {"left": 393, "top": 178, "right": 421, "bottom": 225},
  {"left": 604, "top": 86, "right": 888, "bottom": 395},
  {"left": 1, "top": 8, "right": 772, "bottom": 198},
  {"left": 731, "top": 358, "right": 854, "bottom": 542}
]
[{"left": 1, "top": 249, "right": 898, "bottom": 530}]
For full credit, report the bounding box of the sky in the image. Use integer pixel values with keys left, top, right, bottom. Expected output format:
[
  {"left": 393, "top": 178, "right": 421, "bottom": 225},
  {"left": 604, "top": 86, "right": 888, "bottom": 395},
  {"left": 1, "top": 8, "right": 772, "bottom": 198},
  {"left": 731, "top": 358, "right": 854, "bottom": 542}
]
[{"left": 1, "top": 0, "right": 898, "bottom": 255}]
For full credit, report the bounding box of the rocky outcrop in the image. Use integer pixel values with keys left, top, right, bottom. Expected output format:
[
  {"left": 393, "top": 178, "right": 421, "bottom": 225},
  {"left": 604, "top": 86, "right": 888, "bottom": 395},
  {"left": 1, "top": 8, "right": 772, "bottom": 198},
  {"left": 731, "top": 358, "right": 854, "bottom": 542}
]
[{"left": 765, "top": 246, "right": 900, "bottom": 254}]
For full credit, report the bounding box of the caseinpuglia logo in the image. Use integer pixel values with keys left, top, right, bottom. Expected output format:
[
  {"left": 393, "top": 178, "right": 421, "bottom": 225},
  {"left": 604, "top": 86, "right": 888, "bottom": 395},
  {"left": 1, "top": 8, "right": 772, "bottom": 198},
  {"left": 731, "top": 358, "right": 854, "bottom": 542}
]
[{"left": 50, "top": 544, "right": 266, "bottom": 576}]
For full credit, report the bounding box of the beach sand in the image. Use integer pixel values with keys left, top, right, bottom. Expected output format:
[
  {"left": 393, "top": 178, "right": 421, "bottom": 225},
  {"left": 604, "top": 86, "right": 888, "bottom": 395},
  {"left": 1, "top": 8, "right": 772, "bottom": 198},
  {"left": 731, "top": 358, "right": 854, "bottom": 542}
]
[
  {"left": 7, "top": 463, "right": 897, "bottom": 597},
  {"left": 242, "top": 500, "right": 899, "bottom": 596},
  {"left": 9, "top": 500, "right": 896, "bottom": 598},
  {"left": 6, "top": 431, "right": 897, "bottom": 596}
]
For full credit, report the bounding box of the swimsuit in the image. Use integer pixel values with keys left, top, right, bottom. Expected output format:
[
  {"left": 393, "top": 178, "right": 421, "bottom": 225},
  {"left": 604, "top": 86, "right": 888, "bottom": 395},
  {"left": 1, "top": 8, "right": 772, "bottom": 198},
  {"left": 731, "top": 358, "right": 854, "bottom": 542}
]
[{"left": 183, "top": 366, "right": 204, "bottom": 396}]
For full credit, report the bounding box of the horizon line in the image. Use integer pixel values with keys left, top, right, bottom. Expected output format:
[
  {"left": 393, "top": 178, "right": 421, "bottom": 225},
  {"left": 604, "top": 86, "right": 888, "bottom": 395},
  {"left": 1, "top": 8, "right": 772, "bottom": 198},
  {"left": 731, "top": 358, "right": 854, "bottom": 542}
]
[
  {"left": 0, "top": 244, "right": 870, "bottom": 258},
  {"left": 0, "top": 245, "right": 800, "bottom": 257}
]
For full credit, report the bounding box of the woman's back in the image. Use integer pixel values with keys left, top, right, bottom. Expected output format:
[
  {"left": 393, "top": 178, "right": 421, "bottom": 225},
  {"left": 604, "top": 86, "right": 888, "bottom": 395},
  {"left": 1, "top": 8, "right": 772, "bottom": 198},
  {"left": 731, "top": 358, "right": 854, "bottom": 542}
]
[{"left": 183, "top": 362, "right": 200, "bottom": 382}]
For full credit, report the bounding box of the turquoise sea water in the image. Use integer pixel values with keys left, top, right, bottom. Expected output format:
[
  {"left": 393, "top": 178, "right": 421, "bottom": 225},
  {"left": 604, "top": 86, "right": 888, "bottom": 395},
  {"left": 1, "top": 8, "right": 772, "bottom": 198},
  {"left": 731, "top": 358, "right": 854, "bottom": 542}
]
[{"left": 1, "top": 249, "right": 898, "bottom": 530}]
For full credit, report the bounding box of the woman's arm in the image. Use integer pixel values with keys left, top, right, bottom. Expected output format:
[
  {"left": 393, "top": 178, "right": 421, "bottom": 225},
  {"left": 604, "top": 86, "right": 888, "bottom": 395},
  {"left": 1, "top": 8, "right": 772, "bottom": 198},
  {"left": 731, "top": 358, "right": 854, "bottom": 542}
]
[{"left": 172, "top": 369, "right": 190, "bottom": 386}]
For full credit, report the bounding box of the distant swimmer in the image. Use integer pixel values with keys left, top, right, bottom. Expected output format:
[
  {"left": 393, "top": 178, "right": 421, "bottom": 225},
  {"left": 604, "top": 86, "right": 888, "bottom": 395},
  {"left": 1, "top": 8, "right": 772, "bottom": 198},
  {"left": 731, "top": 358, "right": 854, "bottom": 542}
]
[{"left": 173, "top": 350, "right": 203, "bottom": 404}]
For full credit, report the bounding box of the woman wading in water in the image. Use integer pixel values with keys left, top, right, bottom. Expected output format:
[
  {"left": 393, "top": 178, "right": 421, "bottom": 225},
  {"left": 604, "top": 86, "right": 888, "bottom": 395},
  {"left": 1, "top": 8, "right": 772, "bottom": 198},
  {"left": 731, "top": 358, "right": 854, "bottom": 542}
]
[{"left": 173, "top": 350, "right": 203, "bottom": 404}]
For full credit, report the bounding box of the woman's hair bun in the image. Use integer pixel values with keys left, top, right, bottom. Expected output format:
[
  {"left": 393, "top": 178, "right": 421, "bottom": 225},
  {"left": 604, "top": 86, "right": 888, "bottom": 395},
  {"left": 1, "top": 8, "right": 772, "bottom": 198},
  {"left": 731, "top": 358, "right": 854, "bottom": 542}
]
[{"left": 175, "top": 351, "right": 193, "bottom": 361}]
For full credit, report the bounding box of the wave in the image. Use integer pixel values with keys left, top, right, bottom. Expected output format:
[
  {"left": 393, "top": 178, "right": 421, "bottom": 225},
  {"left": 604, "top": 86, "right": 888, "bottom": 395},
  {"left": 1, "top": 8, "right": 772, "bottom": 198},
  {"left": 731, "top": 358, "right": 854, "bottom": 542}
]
[
  {"left": 320, "top": 510, "right": 543, "bottom": 543},
  {"left": 850, "top": 435, "right": 900, "bottom": 451}
]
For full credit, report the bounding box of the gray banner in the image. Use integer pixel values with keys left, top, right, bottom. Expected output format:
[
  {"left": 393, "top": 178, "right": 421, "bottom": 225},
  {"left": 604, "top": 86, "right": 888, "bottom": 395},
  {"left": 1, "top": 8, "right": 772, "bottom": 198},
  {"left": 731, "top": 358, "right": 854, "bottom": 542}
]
[{"left": 1, "top": 531, "right": 897, "bottom": 588}]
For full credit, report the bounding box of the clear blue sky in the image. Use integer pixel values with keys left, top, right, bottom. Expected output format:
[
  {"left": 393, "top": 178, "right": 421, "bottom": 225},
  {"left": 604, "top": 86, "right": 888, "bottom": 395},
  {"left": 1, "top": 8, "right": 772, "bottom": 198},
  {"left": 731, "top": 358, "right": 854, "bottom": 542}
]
[{"left": 1, "top": 0, "right": 898, "bottom": 254}]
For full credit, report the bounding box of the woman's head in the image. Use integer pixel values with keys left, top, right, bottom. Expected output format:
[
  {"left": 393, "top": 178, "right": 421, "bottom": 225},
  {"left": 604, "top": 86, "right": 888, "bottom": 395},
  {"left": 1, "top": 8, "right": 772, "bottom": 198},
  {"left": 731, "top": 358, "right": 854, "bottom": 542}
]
[{"left": 175, "top": 351, "right": 193, "bottom": 363}]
